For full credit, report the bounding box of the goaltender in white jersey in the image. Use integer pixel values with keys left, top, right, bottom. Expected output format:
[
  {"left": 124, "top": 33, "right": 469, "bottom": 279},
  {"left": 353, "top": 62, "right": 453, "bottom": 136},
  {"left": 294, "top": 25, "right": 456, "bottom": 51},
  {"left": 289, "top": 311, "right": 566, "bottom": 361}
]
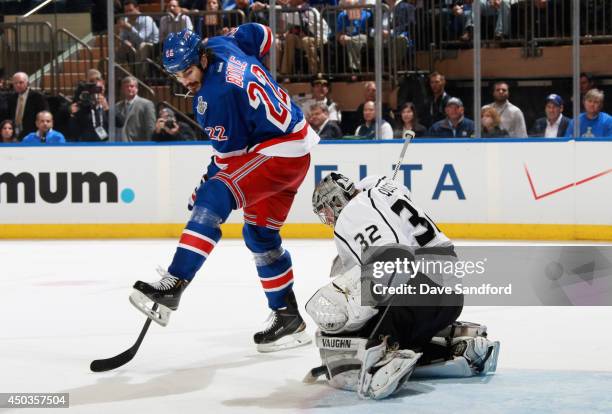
[
  {"left": 306, "top": 172, "right": 500, "bottom": 400},
  {"left": 331, "top": 174, "right": 452, "bottom": 273}
]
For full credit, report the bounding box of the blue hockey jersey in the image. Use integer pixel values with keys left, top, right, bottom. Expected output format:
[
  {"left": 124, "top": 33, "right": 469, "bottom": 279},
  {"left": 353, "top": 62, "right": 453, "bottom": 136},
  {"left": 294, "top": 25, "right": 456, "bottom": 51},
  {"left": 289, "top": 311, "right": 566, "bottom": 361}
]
[{"left": 193, "top": 23, "right": 319, "bottom": 159}]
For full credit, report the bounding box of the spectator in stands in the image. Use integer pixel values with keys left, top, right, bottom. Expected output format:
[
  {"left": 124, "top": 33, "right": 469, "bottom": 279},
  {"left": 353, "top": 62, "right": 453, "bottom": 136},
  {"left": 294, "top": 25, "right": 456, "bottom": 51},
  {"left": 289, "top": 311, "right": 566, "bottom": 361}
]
[
  {"left": 394, "top": 102, "right": 427, "bottom": 138},
  {"left": 234, "top": 0, "right": 253, "bottom": 17},
  {"left": 336, "top": 0, "right": 371, "bottom": 78},
  {"left": 7, "top": 72, "right": 49, "bottom": 139},
  {"left": 393, "top": 0, "right": 417, "bottom": 66},
  {"left": 308, "top": 102, "right": 343, "bottom": 139},
  {"left": 565, "top": 89, "right": 612, "bottom": 138},
  {"left": 115, "top": 76, "right": 156, "bottom": 141},
  {"left": 429, "top": 97, "right": 474, "bottom": 138},
  {"left": 152, "top": 107, "right": 197, "bottom": 141},
  {"left": 483, "top": 81, "right": 527, "bottom": 137},
  {"left": 356, "top": 81, "right": 395, "bottom": 127},
  {"left": 280, "top": 0, "right": 330, "bottom": 77},
  {"left": 580, "top": 73, "right": 595, "bottom": 98},
  {"left": 422, "top": 71, "right": 451, "bottom": 127},
  {"left": 355, "top": 101, "right": 394, "bottom": 139},
  {"left": 462, "top": 0, "right": 511, "bottom": 41},
  {"left": 1, "top": 120, "right": 17, "bottom": 143},
  {"left": 117, "top": 0, "right": 160, "bottom": 77},
  {"left": 87, "top": 68, "right": 103, "bottom": 83},
  {"left": 160, "top": 0, "right": 194, "bottom": 42},
  {"left": 196, "top": 0, "right": 230, "bottom": 40},
  {"left": 480, "top": 106, "right": 508, "bottom": 137},
  {"left": 22, "top": 111, "right": 66, "bottom": 144},
  {"left": 393, "top": 0, "right": 416, "bottom": 39},
  {"left": 530, "top": 94, "right": 570, "bottom": 138},
  {"left": 232, "top": 0, "right": 269, "bottom": 26},
  {"left": 309, "top": 0, "right": 339, "bottom": 6},
  {"left": 445, "top": 1, "right": 469, "bottom": 41},
  {"left": 69, "top": 78, "right": 110, "bottom": 142},
  {"left": 299, "top": 74, "right": 341, "bottom": 122}
]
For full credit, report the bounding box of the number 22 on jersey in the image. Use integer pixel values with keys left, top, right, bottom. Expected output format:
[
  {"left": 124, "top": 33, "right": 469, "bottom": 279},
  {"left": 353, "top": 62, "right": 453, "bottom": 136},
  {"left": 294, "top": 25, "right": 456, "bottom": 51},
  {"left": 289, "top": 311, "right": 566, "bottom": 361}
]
[{"left": 247, "top": 64, "right": 292, "bottom": 132}]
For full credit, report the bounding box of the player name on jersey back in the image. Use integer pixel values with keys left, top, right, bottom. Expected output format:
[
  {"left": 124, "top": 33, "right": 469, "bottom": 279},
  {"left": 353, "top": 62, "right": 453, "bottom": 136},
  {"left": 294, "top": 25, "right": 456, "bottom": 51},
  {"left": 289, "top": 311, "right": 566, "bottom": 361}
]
[{"left": 334, "top": 176, "right": 452, "bottom": 271}]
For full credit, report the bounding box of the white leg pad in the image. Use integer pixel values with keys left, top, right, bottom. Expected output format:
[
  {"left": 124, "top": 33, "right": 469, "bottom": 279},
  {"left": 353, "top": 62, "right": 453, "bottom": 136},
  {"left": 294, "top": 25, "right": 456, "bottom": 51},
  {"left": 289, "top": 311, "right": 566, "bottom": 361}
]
[
  {"left": 413, "top": 337, "right": 500, "bottom": 378},
  {"left": 364, "top": 349, "right": 422, "bottom": 400}
]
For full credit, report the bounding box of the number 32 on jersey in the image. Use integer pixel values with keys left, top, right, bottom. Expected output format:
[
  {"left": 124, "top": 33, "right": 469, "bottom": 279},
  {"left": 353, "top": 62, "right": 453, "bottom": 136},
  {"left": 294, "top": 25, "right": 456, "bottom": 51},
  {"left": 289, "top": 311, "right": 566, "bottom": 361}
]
[{"left": 247, "top": 64, "right": 292, "bottom": 132}]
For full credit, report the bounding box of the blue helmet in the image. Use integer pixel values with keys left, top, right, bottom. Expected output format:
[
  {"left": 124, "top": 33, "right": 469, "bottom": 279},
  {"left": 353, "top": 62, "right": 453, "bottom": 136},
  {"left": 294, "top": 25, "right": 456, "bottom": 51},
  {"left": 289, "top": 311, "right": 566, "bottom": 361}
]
[{"left": 162, "top": 29, "right": 203, "bottom": 74}]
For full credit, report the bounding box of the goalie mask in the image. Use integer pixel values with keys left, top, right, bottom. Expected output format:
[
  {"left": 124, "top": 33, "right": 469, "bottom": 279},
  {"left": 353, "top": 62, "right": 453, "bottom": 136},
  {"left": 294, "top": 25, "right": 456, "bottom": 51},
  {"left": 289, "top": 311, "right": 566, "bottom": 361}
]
[{"left": 312, "top": 173, "right": 357, "bottom": 226}]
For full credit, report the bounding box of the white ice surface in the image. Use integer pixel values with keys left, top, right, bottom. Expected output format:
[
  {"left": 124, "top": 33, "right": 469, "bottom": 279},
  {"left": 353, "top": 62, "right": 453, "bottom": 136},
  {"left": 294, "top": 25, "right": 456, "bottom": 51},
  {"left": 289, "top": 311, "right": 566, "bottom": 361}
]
[{"left": 1, "top": 239, "right": 611, "bottom": 414}]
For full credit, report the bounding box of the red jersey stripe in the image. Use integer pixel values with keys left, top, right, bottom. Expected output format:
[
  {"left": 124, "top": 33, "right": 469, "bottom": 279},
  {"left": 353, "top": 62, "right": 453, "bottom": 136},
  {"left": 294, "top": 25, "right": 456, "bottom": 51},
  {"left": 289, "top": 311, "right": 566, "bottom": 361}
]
[
  {"left": 260, "top": 269, "right": 294, "bottom": 290},
  {"left": 179, "top": 232, "right": 215, "bottom": 255}
]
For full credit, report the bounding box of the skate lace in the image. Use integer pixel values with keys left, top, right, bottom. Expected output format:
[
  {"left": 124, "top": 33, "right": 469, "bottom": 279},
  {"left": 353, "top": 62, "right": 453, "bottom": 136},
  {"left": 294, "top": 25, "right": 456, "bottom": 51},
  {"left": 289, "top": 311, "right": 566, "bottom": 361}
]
[
  {"left": 261, "top": 311, "right": 280, "bottom": 334},
  {"left": 150, "top": 266, "right": 179, "bottom": 290}
]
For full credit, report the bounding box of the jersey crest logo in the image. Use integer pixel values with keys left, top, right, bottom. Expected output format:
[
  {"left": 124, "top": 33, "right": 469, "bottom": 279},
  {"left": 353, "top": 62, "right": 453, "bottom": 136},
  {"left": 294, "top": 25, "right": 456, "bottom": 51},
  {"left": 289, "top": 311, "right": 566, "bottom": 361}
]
[{"left": 197, "top": 96, "right": 208, "bottom": 115}]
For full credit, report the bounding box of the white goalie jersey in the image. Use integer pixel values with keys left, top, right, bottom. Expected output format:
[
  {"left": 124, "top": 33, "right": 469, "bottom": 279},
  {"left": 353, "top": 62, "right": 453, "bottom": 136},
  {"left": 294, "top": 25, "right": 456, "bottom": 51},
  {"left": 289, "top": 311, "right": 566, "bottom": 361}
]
[{"left": 333, "top": 175, "right": 452, "bottom": 272}]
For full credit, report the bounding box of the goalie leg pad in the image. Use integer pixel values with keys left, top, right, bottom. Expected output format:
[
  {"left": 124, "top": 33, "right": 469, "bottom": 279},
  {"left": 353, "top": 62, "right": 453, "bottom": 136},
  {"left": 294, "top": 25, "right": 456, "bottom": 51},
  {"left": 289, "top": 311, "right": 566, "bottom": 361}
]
[
  {"left": 306, "top": 266, "right": 378, "bottom": 334},
  {"left": 365, "top": 348, "right": 422, "bottom": 400},
  {"left": 452, "top": 336, "right": 500, "bottom": 375},
  {"left": 313, "top": 331, "right": 422, "bottom": 399},
  {"left": 413, "top": 335, "right": 500, "bottom": 378}
]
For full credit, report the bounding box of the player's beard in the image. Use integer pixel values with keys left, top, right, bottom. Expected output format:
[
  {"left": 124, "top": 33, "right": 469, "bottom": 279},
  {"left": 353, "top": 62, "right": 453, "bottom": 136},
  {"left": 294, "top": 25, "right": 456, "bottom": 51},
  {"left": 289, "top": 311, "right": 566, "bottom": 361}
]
[{"left": 186, "top": 81, "right": 200, "bottom": 94}]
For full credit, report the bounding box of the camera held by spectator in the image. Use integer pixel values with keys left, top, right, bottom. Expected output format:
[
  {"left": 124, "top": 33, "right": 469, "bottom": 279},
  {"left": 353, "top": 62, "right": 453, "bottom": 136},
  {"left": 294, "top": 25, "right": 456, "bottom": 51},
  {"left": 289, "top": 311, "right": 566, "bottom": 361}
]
[
  {"left": 74, "top": 81, "right": 104, "bottom": 111},
  {"left": 69, "top": 80, "right": 110, "bottom": 142},
  {"left": 152, "top": 107, "right": 197, "bottom": 142}
]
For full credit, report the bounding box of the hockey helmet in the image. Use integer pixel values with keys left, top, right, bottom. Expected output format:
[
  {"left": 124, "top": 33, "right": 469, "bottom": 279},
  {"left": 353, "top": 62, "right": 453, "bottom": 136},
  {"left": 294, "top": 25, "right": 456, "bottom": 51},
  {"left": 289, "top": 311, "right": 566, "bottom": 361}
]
[
  {"left": 312, "top": 172, "right": 357, "bottom": 226},
  {"left": 162, "top": 29, "right": 203, "bottom": 74}
]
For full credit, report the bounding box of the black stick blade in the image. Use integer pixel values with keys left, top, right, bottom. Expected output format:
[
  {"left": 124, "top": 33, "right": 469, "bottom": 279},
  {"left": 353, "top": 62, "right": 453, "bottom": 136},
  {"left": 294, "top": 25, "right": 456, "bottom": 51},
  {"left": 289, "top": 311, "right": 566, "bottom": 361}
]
[
  {"left": 90, "top": 304, "right": 157, "bottom": 372},
  {"left": 90, "top": 348, "right": 137, "bottom": 372}
]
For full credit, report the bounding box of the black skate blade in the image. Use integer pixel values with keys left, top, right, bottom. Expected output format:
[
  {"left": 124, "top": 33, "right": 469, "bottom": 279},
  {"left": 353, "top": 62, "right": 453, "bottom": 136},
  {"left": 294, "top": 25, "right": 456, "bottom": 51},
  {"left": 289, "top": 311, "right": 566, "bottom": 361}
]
[{"left": 90, "top": 304, "right": 158, "bottom": 372}]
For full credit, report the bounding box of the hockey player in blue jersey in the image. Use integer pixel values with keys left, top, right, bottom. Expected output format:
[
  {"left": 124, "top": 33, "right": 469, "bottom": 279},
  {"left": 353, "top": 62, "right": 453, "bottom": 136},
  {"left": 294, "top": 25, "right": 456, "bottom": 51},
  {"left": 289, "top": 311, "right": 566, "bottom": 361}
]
[{"left": 129, "top": 24, "right": 320, "bottom": 352}]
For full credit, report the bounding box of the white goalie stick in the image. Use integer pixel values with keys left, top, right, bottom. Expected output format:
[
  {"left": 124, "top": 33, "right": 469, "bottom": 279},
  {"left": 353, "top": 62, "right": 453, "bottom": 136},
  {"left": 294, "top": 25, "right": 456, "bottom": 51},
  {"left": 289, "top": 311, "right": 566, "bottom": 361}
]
[
  {"left": 367, "top": 129, "right": 416, "bottom": 340},
  {"left": 392, "top": 129, "right": 416, "bottom": 180}
]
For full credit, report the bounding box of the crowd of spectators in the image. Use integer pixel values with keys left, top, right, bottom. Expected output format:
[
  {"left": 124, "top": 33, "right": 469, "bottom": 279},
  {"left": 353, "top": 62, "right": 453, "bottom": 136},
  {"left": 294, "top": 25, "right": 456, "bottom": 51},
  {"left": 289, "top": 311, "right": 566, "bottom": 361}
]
[
  {"left": 297, "top": 70, "right": 612, "bottom": 140},
  {"left": 0, "top": 68, "right": 202, "bottom": 143},
  {"left": 2, "top": 67, "right": 612, "bottom": 143},
  {"left": 104, "top": 0, "right": 612, "bottom": 85},
  {"left": 2, "top": 0, "right": 612, "bottom": 143}
]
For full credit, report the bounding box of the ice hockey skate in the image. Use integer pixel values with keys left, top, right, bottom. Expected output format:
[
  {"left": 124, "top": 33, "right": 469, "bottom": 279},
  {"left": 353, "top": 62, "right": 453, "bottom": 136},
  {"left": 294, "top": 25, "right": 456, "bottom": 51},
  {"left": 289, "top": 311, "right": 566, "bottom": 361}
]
[
  {"left": 129, "top": 267, "right": 190, "bottom": 327},
  {"left": 253, "top": 291, "right": 311, "bottom": 352}
]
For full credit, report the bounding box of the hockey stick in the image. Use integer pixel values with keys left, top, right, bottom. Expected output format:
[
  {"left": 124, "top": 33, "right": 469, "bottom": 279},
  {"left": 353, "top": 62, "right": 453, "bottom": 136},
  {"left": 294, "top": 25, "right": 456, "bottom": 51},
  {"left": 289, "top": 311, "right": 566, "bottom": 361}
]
[
  {"left": 90, "top": 304, "right": 158, "bottom": 372},
  {"left": 368, "top": 130, "right": 415, "bottom": 341},
  {"left": 391, "top": 129, "right": 415, "bottom": 180}
]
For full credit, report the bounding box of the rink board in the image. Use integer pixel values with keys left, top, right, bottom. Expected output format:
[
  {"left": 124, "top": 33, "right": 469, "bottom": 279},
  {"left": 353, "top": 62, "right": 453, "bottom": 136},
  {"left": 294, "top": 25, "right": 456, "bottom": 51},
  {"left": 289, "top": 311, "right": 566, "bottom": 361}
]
[{"left": 0, "top": 138, "right": 611, "bottom": 239}]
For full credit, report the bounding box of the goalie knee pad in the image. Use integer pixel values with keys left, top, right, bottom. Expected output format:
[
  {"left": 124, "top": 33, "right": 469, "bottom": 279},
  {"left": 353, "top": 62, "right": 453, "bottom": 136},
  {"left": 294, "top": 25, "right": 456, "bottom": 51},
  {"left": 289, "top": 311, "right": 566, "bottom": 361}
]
[
  {"left": 305, "top": 266, "right": 378, "bottom": 334},
  {"left": 312, "top": 331, "right": 422, "bottom": 400}
]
